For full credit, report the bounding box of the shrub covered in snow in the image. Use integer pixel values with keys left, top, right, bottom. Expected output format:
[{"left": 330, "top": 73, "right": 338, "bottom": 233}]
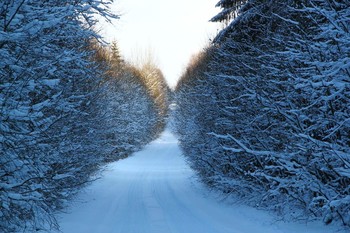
[
  {"left": 0, "top": 1, "right": 168, "bottom": 232},
  {"left": 173, "top": 0, "right": 350, "bottom": 227}
]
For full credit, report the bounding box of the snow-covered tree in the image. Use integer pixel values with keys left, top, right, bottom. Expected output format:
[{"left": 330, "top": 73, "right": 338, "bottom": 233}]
[
  {"left": 1, "top": 1, "right": 168, "bottom": 232},
  {"left": 211, "top": 0, "right": 247, "bottom": 23},
  {"left": 0, "top": 1, "right": 117, "bottom": 231},
  {"left": 92, "top": 65, "right": 161, "bottom": 162},
  {"left": 174, "top": 0, "right": 350, "bottom": 227}
]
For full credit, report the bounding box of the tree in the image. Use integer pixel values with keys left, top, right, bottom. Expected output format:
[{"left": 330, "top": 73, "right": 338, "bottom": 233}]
[
  {"left": 88, "top": 42, "right": 168, "bottom": 162},
  {"left": 0, "top": 0, "right": 117, "bottom": 231},
  {"left": 174, "top": 0, "right": 350, "bottom": 227},
  {"left": 110, "top": 40, "right": 123, "bottom": 65},
  {"left": 1, "top": 0, "right": 170, "bottom": 231},
  {"left": 211, "top": 0, "right": 248, "bottom": 23}
]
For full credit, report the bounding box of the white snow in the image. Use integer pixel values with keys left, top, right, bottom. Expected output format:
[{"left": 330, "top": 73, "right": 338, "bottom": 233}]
[
  {"left": 42, "top": 79, "right": 60, "bottom": 87},
  {"left": 53, "top": 174, "right": 73, "bottom": 180},
  {"left": 57, "top": 130, "right": 345, "bottom": 233}
]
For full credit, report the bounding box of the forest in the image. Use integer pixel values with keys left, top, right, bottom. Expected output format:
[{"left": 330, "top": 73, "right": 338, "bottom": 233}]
[
  {"left": 1, "top": 0, "right": 349, "bottom": 232},
  {"left": 173, "top": 0, "right": 350, "bottom": 227},
  {"left": 0, "top": 0, "right": 168, "bottom": 231}
]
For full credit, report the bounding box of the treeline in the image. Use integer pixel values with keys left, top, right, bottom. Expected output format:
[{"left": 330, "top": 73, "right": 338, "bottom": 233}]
[
  {"left": 173, "top": 0, "right": 349, "bottom": 227},
  {"left": 0, "top": 1, "right": 168, "bottom": 232},
  {"left": 91, "top": 42, "right": 169, "bottom": 161}
]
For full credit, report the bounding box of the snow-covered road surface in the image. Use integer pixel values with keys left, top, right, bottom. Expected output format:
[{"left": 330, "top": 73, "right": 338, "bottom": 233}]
[{"left": 58, "top": 130, "right": 343, "bottom": 233}]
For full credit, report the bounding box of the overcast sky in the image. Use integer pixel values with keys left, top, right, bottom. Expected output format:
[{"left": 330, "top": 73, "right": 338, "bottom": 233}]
[{"left": 98, "top": 0, "right": 220, "bottom": 88}]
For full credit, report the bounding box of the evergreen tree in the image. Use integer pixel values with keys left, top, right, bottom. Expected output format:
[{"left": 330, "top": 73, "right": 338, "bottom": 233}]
[
  {"left": 211, "top": 0, "right": 248, "bottom": 23},
  {"left": 0, "top": 0, "right": 169, "bottom": 232},
  {"left": 110, "top": 40, "right": 123, "bottom": 65},
  {"left": 174, "top": 0, "right": 350, "bottom": 227}
]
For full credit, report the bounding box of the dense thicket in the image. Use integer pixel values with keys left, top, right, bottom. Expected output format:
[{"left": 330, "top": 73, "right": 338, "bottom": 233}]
[
  {"left": 92, "top": 43, "right": 169, "bottom": 162},
  {"left": 211, "top": 0, "right": 247, "bottom": 24},
  {"left": 174, "top": 0, "right": 350, "bottom": 227},
  {"left": 0, "top": 1, "right": 167, "bottom": 232}
]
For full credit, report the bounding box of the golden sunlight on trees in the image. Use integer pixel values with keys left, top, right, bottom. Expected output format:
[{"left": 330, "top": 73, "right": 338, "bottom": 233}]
[
  {"left": 91, "top": 41, "right": 169, "bottom": 135},
  {"left": 127, "top": 47, "right": 170, "bottom": 129},
  {"left": 138, "top": 62, "right": 169, "bottom": 125},
  {"left": 0, "top": 1, "right": 168, "bottom": 228}
]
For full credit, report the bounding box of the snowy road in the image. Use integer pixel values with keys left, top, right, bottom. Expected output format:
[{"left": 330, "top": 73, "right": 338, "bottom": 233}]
[{"left": 58, "top": 130, "right": 343, "bottom": 233}]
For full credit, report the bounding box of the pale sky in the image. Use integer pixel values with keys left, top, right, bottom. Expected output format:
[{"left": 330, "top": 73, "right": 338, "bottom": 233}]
[{"left": 98, "top": 0, "right": 220, "bottom": 88}]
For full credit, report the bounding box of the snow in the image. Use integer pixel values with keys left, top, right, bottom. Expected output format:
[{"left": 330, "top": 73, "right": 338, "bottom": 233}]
[
  {"left": 8, "top": 108, "right": 29, "bottom": 118},
  {"left": 42, "top": 79, "right": 60, "bottom": 87},
  {"left": 57, "top": 130, "right": 345, "bottom": 233},
  {"left": 53, "top": 174, "right": 73, "bottom": 180}
]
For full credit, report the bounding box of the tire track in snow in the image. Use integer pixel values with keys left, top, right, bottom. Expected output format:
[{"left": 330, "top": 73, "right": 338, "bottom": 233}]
[{"left": 57, "top": 130, "right": 344, "bottom": 233}]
